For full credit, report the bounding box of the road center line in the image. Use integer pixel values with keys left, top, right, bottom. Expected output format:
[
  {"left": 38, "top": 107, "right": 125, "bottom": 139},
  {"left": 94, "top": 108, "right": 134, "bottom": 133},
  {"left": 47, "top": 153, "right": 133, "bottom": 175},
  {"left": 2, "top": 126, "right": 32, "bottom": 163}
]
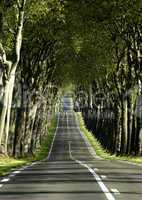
[
  {"left": 66, "top": 110, "right": 115, "bottom": 200},
  {"left": 68, "top": 141, "right": 115, "bottom": 200}
]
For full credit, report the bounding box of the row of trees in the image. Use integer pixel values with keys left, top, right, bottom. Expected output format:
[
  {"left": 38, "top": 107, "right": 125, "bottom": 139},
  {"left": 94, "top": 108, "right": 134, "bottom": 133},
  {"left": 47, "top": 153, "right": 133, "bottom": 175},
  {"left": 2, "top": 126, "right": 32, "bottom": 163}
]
[
  {"left": 65, "top": 0, "right": 142, "bottom": 155},
  {"left": 0, "top": 0, "right": 68, "bottom": 157},
  {"left": 0, "top": 0, "right": 142, "bottom": 157}
]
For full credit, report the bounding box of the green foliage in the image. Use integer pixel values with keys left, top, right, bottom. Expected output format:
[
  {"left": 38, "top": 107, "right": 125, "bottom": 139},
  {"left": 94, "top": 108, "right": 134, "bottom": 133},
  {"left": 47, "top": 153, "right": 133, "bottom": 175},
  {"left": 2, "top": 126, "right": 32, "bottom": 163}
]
[
  {"left": 0, "top": 156, "right": 30, "bottom": 176},
  {"left": 0, "top": 0, "right": 142, "bottom": 157},
  {"left": 76, "top": 112, "right": 142, "bottom": 164},
  {"left": 0, "top": 114, "right": 57, "bottom": 175}
]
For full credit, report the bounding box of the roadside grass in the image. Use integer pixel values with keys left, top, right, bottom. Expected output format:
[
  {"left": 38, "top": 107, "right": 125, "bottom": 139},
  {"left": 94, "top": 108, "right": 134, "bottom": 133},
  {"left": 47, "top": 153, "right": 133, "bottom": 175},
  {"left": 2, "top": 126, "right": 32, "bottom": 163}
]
[
  {"left": 76, "top": 112, "right": 142, "bottom": 165},
  {"left": 0, "top": 157, "right": 29, "bottom": 176},
  {"left": 34, "top": 115, "right": 57, "bottom": 161},
  {"left": 0, "top": 114, "right": 57, "bottom": 176}
]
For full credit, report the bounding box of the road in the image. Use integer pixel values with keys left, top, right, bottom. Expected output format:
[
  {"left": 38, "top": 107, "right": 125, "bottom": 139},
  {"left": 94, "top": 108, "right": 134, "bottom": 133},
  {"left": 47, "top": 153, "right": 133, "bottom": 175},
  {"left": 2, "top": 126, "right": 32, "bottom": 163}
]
[{"left": 0, "top": 97, "right": 142, "bottom": 200}]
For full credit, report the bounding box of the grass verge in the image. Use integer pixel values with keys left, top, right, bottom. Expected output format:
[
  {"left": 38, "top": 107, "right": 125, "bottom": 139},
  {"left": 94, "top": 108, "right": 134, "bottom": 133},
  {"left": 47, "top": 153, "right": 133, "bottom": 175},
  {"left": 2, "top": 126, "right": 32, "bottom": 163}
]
[
  {"left": 34, "top": 115, "right": 57, "bottom": 161},
  {"left": 0, "top": 157, "right": 29, "bottom": 176},
  {"left": 76, "top": 112, "right": 142, "bottom": 165},
  {"left": 0, "top": 114, "right": 57, "bottom": 176}
]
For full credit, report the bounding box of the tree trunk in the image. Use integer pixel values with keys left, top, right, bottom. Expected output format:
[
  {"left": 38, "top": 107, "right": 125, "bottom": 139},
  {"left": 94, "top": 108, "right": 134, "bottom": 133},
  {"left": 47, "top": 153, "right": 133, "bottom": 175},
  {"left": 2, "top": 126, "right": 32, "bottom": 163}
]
[
  {"left": 126, "top": 92, "right": 138, "bottom": 155},
  {"left": 4, "top": 73, "right": 15, "bottom": 154},
  {"left": 126, "top": 97, "right": 132, "bottom": 155},
  {"left": 88, "top": 84, "right": 93, "bottom": 109},
  {"left": 28, "top": 103, "right": 38, "bottom": 154},
  {"left": 139, "top": 128, "right": 142, "bottom": 155},
  {"left": 114, "top": 106, "right": 121, "bottom": 154},
  {"left": 0, "top": 80, "right": 9, "bottom": 152},
  {"left": 22, "top": 102, "right": 38, "bottom": 155},
  {"left": 120, "top": 99, "right": 128, "bottom": 155},
  {"left": 0, "top": 0, "right": 26, "bottom": 154},
  {"left": 13, "top": 107, "right": 22, "bottom": 157}
]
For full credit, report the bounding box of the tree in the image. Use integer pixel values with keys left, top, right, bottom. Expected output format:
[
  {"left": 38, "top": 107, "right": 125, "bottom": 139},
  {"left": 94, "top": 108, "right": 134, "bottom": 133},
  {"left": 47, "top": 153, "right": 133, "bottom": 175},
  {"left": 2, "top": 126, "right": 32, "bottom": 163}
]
[{"left": 0, "top": 0, "right": 27, "bottom": 154}]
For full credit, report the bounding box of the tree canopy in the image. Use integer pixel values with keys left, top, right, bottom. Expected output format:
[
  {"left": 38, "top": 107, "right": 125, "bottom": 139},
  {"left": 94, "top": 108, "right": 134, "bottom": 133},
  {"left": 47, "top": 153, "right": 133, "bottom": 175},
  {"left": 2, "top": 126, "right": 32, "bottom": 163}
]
[{"left": 0, "top": 0, "right": 142, "bottom": 156}]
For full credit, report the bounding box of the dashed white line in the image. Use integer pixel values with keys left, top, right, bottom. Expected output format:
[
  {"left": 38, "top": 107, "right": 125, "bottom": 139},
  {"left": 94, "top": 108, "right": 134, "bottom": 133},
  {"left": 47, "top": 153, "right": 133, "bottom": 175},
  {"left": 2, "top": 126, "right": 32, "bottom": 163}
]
[
  {"left": 12, "top": 170, "right": 21, "bottom": 174},
  {"left": 30, "top": 162, "right": 38, "bottom": 166},
  {"left": 30, "top": 163, "right": 36, "bottom": 166},
  {"left": 1, "top": 178, "right": 10, "bottom": 183},
  {"left": 21, "top": 166, "right": 28, "bottom": 170},
  {"left": 101, "top": 175, "right": 107, "bottom": 179},
  {"left": 94, "top": 168, "right": 99, "bottom": 172},
  {"left": 0, "top": 184, "right": 3, "bottom": 188},
  {"left": 111, "top": 188, "right": 120, "bottom": 195}
]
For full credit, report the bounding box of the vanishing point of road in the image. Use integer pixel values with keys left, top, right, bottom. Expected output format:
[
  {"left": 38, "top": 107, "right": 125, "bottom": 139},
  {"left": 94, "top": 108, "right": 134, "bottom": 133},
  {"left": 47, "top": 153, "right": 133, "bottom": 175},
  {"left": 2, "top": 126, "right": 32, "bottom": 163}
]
[{"left": 0, "top": 97, "right": 142, "bottom": 200}]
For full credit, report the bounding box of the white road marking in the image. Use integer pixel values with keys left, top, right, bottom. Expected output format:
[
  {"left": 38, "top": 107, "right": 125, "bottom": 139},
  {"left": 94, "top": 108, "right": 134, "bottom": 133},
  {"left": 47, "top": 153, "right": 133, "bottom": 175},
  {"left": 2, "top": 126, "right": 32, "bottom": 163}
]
[
  {"left": 1, "top": 178, "right": 10, "bottom": 183},
  {"left": 9, "top": 174, "right": 15, "bottom": 177},
  {"left": 101, "top": 175, "right": 107, "bottom": 179},
  {"left": 21, "top": 166, "right": 28, "bottom": 170},
  {"left": 0, "top": 184, "right": 3, "bottom": 188},
  {"left": 47, "top": 113, "right": 60, "bottom": 160},
  {"left": 30, "top": 162, "right": 39, "bottom": 166},
  {"left": 111, "top": 188, "right": 120, "bottom": 195},
  {"left": 94, "top": 168, "right": 99, "bottom": 172},
  {"left": 62, "top": 105, "right": 115, "bottom": 200},
  {"left": 69, "top": 141, "right": 115, "bottom": 200},
  {"left": 12, "top": 170, "right": 21, "bottom": 174},
  {"left": 30, "top": 163, "right": 36, "bottom": 166}
]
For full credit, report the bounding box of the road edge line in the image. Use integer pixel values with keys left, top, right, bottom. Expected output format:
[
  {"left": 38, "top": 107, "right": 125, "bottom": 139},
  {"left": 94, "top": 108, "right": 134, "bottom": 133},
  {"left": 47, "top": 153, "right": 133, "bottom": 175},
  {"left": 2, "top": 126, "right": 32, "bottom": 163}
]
[{"left": 68, "top": 141, "right": 115, "bottom": 200}]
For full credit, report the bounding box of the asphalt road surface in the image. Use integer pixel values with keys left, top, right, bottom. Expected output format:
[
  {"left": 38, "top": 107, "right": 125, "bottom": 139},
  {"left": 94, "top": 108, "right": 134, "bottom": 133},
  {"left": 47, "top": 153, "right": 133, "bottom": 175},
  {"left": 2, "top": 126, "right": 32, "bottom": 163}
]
[{"left": 0, "top": 97, "right": 142, "bottom": 200}]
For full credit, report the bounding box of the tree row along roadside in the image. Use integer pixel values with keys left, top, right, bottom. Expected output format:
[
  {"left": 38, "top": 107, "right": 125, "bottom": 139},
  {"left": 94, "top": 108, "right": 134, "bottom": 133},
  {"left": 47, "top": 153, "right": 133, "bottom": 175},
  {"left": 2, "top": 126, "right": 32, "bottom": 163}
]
[
  {"left": 76, "top": 112, "right": 142, "bottom": 165},
  {"left": 0, "top": 0, "right": 142, "bottom": 161},
  {"left": 0, "top": 114, "right": 57, "bottom": 176}
]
